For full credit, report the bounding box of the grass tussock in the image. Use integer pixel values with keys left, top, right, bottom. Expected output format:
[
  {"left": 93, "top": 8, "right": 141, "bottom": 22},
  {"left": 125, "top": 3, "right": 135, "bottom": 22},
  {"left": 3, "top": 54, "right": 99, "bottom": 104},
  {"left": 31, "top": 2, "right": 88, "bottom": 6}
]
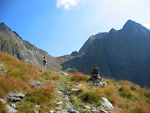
[
  {"left": 72, "top": 72, "right": 89, "bottom": 81},
  {"left": 103, "top": 85, "right": 117, "bottom": 96},
  {"left": 25, "top": 82, "right": 55, "bottom": 106},
  {"left": 80, "top": 90, "right": 102, "bottom": 103},
  {"left": 51, "top": 74, "right": 60, "bottom": 80},
  {"left": 131, "top": 103, "right": 150, "bottom": 113},
  {"left": 0, "top": 101, "right": 7, "bottom": 113},
  {"left": 78, "top": 86, "right": 88, "bottom": 93},
  {"left": 0, "top": 76, "right": 30, "bottom": 97},
  {"left": 16, "top": 101, "right": 35, "bottom": 113}
]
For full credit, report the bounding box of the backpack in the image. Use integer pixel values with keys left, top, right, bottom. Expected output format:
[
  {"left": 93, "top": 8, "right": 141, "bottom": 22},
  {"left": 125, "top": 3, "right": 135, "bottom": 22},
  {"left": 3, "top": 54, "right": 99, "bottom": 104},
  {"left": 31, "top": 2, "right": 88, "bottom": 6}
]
[{"left": 43, "top": 59, "right": 47, "bottom": 63}]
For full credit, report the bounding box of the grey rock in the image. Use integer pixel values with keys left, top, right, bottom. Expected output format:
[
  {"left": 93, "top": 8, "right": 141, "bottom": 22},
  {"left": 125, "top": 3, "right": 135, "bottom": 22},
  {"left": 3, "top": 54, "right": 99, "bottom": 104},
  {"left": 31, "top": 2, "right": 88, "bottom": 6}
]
[
  {"left": 91, "top": 110, "right": 99, "bottom": 113},
  {"left": 30, "top": 81, "right": 41, "bottom": 88},
  {"left": 69, "top": 110, "right": 80, "bottom": 113},
  {"left": 71, "top": 89, "right": 79, "bottom": 92},
  {"left": 48, "top": 110, "right": 54, "bottom": 113},
  {"left": 88, "top": 65, "right": 106, "bottom": 86},
  {"left": 100, "top": 97, "right": 113, "bottom": 111},
  {"left": 7, "top": 93, "right": 25, "bottom": 103},
  {"left": 75, "top": 83, "right": 82, "bottom": 87},
  {"left": 10, "top": 103, "right": 16, "bottom": 109},
  {"left": 6, "top": 105, "right": 17, "bottom": 113},
  {"left": 90, "top": 107, "right": 96, "bottom": 111},
  {"left": 35, "top": 105, "right": 40, "bottom": 108},
  {"left": 57, "top": 101, "right": 63, "bottom": 105},
  {"left": 0, "top": 98, "right": 6, "bottom": 104},
  {"left": 100, "top": 109, "right": 108, "bottom": 113},
  {"left": 0, "top": 63, "right": 3, "bottom": 67},
  {"left": 34, "top": 110, "right": 39, "bottom": 113},
  {"left": 61, "top": 71, "right": 68, "bottom": 75},
  {"left": 86, "top": 105, "right": 91, "bottom": 110},
  {"left": 0, "top": 98, "right": 17, "bottom": 113}
]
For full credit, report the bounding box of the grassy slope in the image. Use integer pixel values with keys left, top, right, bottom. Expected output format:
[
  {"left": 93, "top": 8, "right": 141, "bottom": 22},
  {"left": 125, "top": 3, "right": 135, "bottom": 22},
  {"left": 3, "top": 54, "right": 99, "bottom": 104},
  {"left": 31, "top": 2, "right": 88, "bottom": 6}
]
[{"left": 0, "top": 51, "right": 150, "bottom": 113}]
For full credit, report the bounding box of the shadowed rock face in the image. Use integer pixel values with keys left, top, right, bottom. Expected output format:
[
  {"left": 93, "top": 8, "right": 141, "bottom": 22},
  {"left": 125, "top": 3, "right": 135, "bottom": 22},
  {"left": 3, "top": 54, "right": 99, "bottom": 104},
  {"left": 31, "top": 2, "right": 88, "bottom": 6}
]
[
  {"left": 0, "top": 22, "right": 61, "bottom": 70},
  {"left": 61, "top": 20, "right": 150, "bottom": 87}
]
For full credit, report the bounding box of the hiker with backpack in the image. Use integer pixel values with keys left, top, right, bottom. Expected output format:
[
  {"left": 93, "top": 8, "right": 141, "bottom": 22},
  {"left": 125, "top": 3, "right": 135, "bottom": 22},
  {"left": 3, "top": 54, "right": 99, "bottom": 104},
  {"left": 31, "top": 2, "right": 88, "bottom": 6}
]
[{"left": 43, "top": 57, "right": 47, "bottom": 69}]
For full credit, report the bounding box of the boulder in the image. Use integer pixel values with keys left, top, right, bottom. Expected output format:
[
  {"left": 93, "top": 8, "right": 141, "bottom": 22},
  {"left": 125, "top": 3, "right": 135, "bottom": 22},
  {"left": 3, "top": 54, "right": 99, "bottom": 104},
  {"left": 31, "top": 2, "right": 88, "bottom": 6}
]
[
  {"left": 86, "top": 105, "right": 91, "bottom": 110},
  {"left": 71, "top": 89, "right": 79, "bottom": 92},
  {"left": 100, "top": 97, "right": 113, "bottom": 111},
  {"left": 48, "top": 110, "right": 54, "bottom": 113},
  {"left": 10, "top": 103, "right": 16, "bottom": 109},
  {"left": 7, "top": 93, "right": 25, "bottom": 103},
  {"left": 75, "top": 83, "right": 82, "bottom": 87},
  {"left": 0, "top": 98, "right": 6, "bottom": 104},
  {"left": 100, "top": 109, "right": 108, "bottom": 113},
  {"left": 57, "top": 101, "right": 63, "bottom": 105},
  {"left": 61, "top": 71, "right": 68, "bottom": 76},
  {"left": 6, "top": 105, "right": 17, "bottom": 113},
  {"left": 30, "top": 81, "right": 41, "bottom": 88},
  {"left": 69, "top": 110, "right": 80, "bottom": 113},
  {"left": 0, "top": 98, "right": 17, "bottom": 113}
]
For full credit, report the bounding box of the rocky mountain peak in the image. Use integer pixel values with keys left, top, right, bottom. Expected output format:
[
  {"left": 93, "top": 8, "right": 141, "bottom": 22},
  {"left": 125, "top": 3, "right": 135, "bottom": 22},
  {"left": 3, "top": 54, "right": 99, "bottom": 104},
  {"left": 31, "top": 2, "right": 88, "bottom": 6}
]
[
  {"left": 122, "top": 19, "right": 149, "bottom": 32},
  {"left": 109, "top": 28, "right": 117, "bottom": 34},
  {"left": 0, "top": 22, "right": 11, "bottom": 31}
]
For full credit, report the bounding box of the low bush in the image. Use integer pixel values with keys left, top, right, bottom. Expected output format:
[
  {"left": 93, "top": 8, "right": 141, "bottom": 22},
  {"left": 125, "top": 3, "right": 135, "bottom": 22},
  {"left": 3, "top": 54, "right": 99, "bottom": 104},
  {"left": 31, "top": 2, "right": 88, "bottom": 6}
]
[
  {"left": 26, "top": 82, "right": 55, "bottom": 105},
  {"left": 78, "top": 86, "right": 88, "bottom": 93},
  {"left": 108, "top": 93, "right": 120, "bottom": 105},
  {"left": 103, "top": 85, "right": 117, "bottom": 96},
  {"left": 131, "top": 103, "right": 150, "bottom": 113},
  {"left": 72, "top": 72, "right": 89, "bottom": 81},
  {"left": 80, "top": 90, "right": 102, "bottom": 103},
  {"left": 0, "top": 76, "right": 30, "bottom": 97},
  {"left": 17, "top": 101, "right": 35, "bottom": 113}
]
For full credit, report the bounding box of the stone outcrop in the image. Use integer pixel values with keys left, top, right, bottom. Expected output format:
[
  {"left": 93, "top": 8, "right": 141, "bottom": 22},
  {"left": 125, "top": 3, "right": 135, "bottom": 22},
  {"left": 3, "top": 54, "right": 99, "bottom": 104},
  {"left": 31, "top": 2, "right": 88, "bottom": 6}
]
[
  {"left": 7, "top": 93, "right": 25, "bottom": 103},
  {"left": 88, "top": 65, "right": 107, "bottom": 86},
  {"left": 0, "top": 98, "right": 17, "bottom": 113},
  {"left": 30, "top": 81, "right": 41, "bottom": 89},
  {"left": 100, "top": 97, "right": 114, "bottom": 112}
]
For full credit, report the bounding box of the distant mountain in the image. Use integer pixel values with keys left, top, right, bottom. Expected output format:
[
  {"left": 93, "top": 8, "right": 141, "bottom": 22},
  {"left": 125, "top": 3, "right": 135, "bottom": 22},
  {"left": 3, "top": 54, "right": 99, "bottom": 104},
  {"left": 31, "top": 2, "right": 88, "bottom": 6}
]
[
  {"left": 59, "top": 20, "right": 150, "bottom": 87},
  {"left": 0, "top": 22, "right": 61, "bottom": 70}
]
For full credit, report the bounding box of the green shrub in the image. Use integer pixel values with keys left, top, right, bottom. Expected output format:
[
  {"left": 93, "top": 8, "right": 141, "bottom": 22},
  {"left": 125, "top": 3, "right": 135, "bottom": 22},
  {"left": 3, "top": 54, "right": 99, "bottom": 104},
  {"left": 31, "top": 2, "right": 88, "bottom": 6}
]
[
  {"left": 17, "top": 101, "right": 35, "bottom": 113},
  {"left": 80, "top": 90, "right": 102, "bottom": 103}
]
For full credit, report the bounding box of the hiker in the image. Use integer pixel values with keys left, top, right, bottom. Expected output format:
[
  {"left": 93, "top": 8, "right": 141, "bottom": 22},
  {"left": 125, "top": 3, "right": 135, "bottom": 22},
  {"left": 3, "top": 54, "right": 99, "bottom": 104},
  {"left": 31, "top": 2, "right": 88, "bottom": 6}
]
[{"left": 43, "top": 57, "right": 47, "bottom": 69}]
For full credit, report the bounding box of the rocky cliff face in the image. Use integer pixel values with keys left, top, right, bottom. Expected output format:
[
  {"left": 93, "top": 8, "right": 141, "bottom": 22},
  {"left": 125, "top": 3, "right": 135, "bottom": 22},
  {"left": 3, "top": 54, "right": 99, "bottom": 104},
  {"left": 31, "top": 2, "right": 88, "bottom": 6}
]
[
  {"left": 0, "top": 22, "right": 61, "bottom": 70},
  {"left": 60, "top": 20, "right": 150, "bottom": 87}
]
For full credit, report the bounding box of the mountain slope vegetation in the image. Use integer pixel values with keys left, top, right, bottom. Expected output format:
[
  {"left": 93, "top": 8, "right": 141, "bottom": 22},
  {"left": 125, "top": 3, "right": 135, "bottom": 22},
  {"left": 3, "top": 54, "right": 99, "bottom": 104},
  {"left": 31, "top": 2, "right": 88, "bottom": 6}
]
[
  {"left": 0, "top": 22, "right": 61, "bottom": 71},
  {"left": 0, "top": 51, "right": 150, "bottom": 113}
]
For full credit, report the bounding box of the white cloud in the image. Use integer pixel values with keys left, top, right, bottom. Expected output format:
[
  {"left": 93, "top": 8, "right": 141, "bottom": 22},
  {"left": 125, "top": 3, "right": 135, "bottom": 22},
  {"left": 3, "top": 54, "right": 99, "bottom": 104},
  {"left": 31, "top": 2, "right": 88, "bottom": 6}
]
[
  {"left": 143, "top": 23, "right": 150, "bottom": 29},
  {"left": 56, "top": 0, "right": 84, "bottom": 9}
]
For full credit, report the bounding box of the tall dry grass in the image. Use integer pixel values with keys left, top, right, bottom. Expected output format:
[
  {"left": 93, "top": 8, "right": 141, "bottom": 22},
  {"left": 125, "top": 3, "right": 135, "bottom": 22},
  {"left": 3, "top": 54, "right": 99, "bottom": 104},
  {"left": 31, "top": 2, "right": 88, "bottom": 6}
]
[
  {"left": 131, "top": 103, "right": 150, "bottom": 113},
  {"left": 72, "top": 72, "right": 89, "bottom": 81},
  {"left": 0, "top": 76, "right": 31, "bottom": 97}
]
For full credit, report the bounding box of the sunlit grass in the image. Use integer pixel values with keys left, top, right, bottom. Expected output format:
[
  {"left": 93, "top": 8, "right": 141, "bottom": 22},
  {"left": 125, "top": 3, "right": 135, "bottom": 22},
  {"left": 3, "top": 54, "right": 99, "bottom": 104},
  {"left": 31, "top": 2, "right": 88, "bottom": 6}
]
[
  {"left": 0, "top": 76, "right": 31, "bottom": 97},
  {"left": 72, "top": 72, "right": 89, "bottom": 82},
  {"left": 0, "top": 101, "right": 7, "bottom": 113}
]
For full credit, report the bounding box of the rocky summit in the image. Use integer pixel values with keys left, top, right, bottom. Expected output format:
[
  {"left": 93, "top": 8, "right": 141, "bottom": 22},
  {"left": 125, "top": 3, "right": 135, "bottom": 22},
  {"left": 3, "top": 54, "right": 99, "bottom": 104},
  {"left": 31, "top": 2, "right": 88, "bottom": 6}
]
[
  {"left": 59, "top": 20, "right": 150, "bottom": 87},
  {"left": 0, "top": 22, "right": 61, "bottom": 70}
]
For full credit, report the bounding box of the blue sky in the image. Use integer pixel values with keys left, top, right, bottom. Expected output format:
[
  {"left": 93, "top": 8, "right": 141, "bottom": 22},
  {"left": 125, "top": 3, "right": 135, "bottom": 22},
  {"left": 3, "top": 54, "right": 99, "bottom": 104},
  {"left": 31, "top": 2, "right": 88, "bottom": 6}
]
[{"left": 0, "top": 0, "right": 150, "bottom": 57}]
